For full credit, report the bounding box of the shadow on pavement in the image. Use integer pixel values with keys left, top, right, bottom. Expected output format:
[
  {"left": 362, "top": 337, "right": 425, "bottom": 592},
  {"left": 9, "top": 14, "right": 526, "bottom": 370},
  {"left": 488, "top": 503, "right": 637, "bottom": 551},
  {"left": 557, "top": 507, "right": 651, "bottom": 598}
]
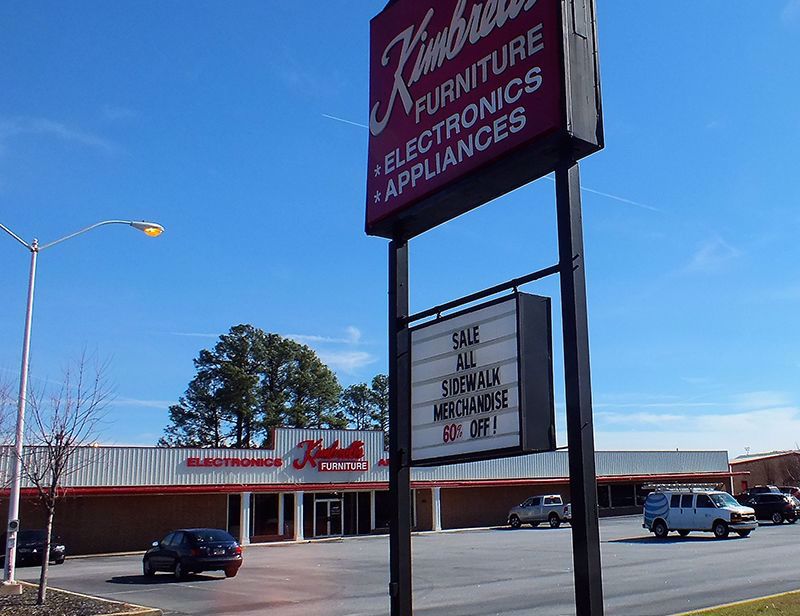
[
  {"left": 107, "top": 574, "right": 222, "bottom": 585},
  {"left": 491, "top": 526, "right": 571, "bottom": 532},
  {"left": 609, "top": 535, "right": 747, "bottom": 544}
]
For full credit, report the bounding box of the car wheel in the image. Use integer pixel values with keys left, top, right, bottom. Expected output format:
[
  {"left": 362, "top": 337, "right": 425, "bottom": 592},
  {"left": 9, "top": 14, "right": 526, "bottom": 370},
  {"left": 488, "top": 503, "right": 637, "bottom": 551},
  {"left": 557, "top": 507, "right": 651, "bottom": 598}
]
[
  {"left": 549, "top": 514, "right": 561, "bottom": 529},
  {"left": 54, "top": 557, "right": 65, "bottom": 565},
  {"left": 143, "top": 558, "right": 156, "bottom": 578},
  {"left": 771, "top": 512, "right": 784, "bottom": 525},
  {"left": 224, "top": 566, "right": 238, "bottom": 578},
  {"left": 713, "top": 520, "right": 729, "bottom": 539},
  {"left": 174, "top": 560, "right": 187, "bottom": 581},
  {"left": 677, "top": 530, "right": 690, "bottom": 537},
  {"left": 509, "top": 515, "right": 521, "bottom": 529},
  {"left": 736, "top": 530, "right": 751, "bottom": 538},
  {"left": 653, "top": 520, "right": 669, "bottom": 539},
  {"left": 530, "top": 522, "right": 540, "bottom": 528}
]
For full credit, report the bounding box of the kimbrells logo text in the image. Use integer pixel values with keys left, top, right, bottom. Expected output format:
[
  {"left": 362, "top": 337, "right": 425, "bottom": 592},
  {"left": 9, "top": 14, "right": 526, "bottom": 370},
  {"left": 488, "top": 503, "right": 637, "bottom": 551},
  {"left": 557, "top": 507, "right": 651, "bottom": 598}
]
[
  {"left": 186, "top": 457, "right": 283, "bottom": 468},
  {"left": 370, "top": 0, "right": 539, "bottom": 136},
  {"left": 293, "top": 439, "right": 369, "bottom": 472},
  {"left": 366, "top": 0, "right": 559, "bottom": 222}
]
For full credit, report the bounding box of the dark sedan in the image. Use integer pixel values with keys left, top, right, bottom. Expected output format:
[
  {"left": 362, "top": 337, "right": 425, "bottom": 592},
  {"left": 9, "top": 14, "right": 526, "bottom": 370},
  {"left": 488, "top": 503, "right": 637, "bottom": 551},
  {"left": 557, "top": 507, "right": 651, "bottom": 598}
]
[
  {"left": 737, "top": 492, "right": 800, "bottom": 524},
  {"left": 143, "top": 528, "right": 243, "bottom": 580},
  {"left": 0, "top": 530, "right": 66, "bottom": 566}
]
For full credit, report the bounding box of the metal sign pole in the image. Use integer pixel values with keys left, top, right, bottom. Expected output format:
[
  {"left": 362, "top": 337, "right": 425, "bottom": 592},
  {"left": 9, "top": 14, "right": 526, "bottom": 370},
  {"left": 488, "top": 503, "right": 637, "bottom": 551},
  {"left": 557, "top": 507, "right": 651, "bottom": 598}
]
[
  {"left": 555, "top": 159, "right": 604, "bottom": 615},
  {"left": 388, "top": 238, "right": 413, "bottom": 616}
]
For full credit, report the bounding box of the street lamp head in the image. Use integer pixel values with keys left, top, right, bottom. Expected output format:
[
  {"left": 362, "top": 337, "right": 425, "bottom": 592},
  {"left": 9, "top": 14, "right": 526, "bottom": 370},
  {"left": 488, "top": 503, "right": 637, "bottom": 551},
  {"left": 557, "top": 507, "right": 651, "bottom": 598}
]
[{"left": 130, "top": 221, "right": 165, "bottom": 237}]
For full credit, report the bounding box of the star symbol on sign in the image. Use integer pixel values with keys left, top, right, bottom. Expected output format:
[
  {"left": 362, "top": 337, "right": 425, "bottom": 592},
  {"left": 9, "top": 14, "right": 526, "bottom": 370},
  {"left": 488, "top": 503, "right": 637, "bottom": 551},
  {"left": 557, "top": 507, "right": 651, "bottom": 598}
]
[
  {"left": 374, "top": 191, "right": 381, "bottom": 203},
  {"left": 374, "top": 164, "right": 381, "bottom": 177}
]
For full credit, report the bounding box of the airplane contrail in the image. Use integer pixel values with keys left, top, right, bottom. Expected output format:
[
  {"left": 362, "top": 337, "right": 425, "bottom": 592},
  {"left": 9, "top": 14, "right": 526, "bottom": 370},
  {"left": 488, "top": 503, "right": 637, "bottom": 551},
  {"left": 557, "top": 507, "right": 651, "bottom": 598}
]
[{"left": 321, "top": 113, "right": 660, "bottom": 213}]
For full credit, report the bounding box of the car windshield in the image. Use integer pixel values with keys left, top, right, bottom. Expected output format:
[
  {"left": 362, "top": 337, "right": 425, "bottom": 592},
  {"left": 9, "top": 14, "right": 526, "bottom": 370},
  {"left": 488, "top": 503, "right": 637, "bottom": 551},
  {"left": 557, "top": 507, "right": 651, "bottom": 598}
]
[
  {"left": 709, "top": 493, "right": 739, "bottom": 508},
  {"left": 190, "top": 529, "right": 235, "bottom": 543}
]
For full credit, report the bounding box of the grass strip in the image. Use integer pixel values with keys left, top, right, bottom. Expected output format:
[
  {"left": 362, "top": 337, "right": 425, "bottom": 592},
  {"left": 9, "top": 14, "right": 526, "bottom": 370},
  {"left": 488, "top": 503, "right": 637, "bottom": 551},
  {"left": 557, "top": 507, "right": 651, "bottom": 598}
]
[{"left": 677, "top": 589, "right": 800, "bottom": 615}]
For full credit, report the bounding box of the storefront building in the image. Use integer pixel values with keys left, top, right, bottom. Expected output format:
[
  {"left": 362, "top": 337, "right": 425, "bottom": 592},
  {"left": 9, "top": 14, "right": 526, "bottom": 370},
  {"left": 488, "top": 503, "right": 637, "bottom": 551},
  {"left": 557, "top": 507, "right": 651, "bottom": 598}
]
[
  {"left": 1, "top": 428, "right": 734, "bottom": 555},
  {"left": 729, "top": 450, "right": 800, "bottom": 494}
]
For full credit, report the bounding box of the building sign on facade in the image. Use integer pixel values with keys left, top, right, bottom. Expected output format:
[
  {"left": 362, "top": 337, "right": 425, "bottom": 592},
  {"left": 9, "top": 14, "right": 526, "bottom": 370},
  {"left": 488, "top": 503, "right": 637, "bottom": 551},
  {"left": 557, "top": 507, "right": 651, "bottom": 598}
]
[
  {"left": 366, "top": 0, "right": 603, "bottom": 238},
  {"left": 410, "top": 292, "right": 555, "bottom": 465},
  {"left": 293, "top": 439, "right": 370, "bottom": 473},
  {"left": 186, "top": 456, "right": 283, "bottom": 468},
  {"left": 181, "top": 432, "right": 378, "bottom": 479}
]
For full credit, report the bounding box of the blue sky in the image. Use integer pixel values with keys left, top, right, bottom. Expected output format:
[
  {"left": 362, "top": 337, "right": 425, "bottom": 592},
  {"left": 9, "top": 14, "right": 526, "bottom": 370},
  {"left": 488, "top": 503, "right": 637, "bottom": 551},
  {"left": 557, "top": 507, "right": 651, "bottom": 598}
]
[{"left": 1, "top": 1, "right": 799, "bottom": 455}]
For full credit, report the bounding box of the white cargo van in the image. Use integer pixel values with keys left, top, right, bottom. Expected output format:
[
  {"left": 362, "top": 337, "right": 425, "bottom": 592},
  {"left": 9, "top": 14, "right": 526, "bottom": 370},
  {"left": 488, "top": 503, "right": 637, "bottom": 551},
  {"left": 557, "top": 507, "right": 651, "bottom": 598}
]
[{"left": 643, "top": 489, "right": 757, "bottom": 539}]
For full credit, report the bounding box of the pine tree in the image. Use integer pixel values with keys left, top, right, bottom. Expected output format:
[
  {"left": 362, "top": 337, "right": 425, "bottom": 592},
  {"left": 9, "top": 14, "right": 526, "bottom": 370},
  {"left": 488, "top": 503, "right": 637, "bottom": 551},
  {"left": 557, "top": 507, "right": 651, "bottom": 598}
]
[{"left": 160, "top": 324, "right": 343, "bottom": 447}]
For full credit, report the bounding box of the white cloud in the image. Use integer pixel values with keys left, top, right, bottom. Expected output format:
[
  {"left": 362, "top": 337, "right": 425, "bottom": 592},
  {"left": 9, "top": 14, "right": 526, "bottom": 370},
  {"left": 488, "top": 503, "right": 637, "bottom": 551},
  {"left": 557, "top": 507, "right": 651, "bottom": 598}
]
[
  {"left": 587, "top": 390, "right": 800, "bottom": 456},
  {"left": 761, "top": 285, "right": 800, "bottom": 302},
  {"left": 597, "top": 411, "right": 689, "bottom": 426},
  {"left": 167, "top": 331, "right": 219, "bottom": 338},
  {"left": 684, "top": 236, "right": 742, "bottom": 273},
  {"left": 541, "top": 174, "right": 660, "bottom": 212},
  {"left": 317, "top": 350, "right": 377, "bottom": 375},
  {"left": 782, "top": 0, "right": 800, "bottom": 24},
  {"left": 101, "top": 105, "right": 137, "bottom": 122},
  {"left": 166, "top": 326, "right": 376, "bottom": 377},
  {"left": 286, "top": 326, "right": 362, "bottom": 345},
  {"left": 112, "top": 397, "right": 173, "bottom": 410},
  {"left": 0, "top": 116, "right": 115, "bottom": 152},
  {"left": 733, "top": 390, "right": 793, "bottom": 410},
  {"left": 321, "top": 113, "right": 368, "bottom": 130},
  {"left": 595, "top": 402, "right": 720, "bottom": 410},
  {"left": 169, "top": 326, "right": 364, "bottom": 345},
  {"left": 595, "top": 408, "right": 800, "bottom": 458}
]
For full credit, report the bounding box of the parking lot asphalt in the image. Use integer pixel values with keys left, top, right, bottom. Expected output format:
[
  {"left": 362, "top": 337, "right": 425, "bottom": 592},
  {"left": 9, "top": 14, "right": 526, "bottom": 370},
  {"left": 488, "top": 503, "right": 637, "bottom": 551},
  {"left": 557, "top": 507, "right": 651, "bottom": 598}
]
[{"left": 17, "top": 516, "right": 800, "bottom": 616}]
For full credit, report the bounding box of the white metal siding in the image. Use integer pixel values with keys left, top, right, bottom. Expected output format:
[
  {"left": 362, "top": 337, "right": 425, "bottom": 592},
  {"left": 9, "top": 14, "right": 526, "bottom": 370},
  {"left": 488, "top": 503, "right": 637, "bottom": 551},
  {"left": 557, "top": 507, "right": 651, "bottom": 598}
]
[{"left": 0, "top": 428, "right": 728, "bottom": 489}]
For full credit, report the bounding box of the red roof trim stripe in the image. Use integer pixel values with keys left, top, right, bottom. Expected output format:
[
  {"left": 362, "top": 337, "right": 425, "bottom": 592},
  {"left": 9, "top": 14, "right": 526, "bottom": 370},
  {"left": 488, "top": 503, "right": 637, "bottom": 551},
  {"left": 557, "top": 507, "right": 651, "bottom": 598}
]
[{"left": 1, "top": 472, "right": 735, "bottom": 497}]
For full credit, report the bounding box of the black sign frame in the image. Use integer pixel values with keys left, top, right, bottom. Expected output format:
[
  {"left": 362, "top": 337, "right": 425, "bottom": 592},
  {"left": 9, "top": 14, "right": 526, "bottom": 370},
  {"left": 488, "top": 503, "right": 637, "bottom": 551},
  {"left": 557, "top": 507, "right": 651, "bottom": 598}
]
[{"left": 366, "top": 0, "right": 604, "bottom": 239}]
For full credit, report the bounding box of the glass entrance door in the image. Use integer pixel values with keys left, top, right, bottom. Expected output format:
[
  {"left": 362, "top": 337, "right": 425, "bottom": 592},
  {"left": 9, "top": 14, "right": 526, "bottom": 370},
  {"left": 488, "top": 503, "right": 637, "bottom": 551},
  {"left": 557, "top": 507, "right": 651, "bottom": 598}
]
[{"left": 313, "top": 498, "right": 343, "bottom": 537}]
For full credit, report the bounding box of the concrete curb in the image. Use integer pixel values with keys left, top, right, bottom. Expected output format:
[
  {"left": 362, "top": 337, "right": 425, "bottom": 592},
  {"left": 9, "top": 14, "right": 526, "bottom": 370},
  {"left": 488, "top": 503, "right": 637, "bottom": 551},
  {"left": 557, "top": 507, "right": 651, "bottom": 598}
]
[
  {"left": 668, "top": 588, "right": 800, "bottom": 615},
  {"left": 18, "top": 581, "right": 162, "bottom": 615}
]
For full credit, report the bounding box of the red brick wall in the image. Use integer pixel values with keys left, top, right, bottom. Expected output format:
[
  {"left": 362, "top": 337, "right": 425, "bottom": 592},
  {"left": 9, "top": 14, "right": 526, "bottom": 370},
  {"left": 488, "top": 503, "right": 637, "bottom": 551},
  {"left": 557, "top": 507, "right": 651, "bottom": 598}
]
[
  {"left": 12, "top": 493, "right": 228, "bottom": 555},
  {"left": 440, "top": 485, "right": 570, "bottom": 529},
  {"left": 731, "top": 454, "right": 800, "bottom": 494}
]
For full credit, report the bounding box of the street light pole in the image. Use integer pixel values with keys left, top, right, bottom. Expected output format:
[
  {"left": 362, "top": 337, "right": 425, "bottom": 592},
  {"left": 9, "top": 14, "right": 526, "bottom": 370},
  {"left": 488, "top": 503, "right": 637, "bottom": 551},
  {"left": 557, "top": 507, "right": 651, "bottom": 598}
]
[
  {"left": 3, "top": 240, "right": 37, "bottom": 586},
  {"left": 0, "top": 219, "right": 164, "bottom": 590}
]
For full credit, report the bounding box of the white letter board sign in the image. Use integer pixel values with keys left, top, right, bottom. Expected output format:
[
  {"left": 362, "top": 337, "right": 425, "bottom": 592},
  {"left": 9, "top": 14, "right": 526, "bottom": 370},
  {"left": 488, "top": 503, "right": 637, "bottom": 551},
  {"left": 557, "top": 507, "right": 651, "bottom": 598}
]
[{"left": 410, "top": 292, "right": 555, "bottom": 466}]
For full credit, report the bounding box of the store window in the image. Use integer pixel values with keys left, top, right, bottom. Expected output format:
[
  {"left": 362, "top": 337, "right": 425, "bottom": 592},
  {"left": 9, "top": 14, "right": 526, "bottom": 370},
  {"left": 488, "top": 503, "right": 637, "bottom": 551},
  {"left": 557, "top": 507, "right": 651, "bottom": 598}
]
[
  {"left": 374, "top": 491, "right": 391, "bottom": 530},
  {"left": 227, "top": 494, "right": 241, "bottom": 540},
  {"left": 374, "top": 490, "right": 416, "bottom": 530},
  {"left": 609, "top": 483, "right": 635, "bottom": 508},
  {"left": 597, "top": 485, "right": 610, "bottom": 508},
  {"left": 343, "top": 492, "right": 374, "bottom": 535},
  {"left": 253, "top": 494, "right": 279, "bottom": 537},
  {"left": 636, "top": 485, "right": 652, "bottom": 507},
  {"left": 282, "top": 493, "right": 295, "bottom": 538}
]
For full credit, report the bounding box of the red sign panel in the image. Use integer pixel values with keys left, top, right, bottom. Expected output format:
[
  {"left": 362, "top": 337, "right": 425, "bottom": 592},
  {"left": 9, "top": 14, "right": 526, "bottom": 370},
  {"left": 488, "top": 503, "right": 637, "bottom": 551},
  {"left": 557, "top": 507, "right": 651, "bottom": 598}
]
[{"left": 367, "top": 0, "right": 564, "bottom": 236}]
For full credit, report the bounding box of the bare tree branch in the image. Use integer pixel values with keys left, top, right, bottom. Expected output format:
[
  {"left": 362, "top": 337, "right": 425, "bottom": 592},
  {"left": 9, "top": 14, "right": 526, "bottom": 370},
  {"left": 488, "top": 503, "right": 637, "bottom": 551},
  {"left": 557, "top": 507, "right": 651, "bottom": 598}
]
[{"left": 18, "top": 354, "right": 112, "bottom": 605}]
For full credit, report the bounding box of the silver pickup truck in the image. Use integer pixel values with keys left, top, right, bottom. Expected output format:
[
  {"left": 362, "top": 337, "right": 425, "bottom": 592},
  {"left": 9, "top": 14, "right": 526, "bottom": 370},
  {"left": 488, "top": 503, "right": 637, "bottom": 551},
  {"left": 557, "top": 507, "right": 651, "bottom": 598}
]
[{"left": 508, "top": 495, "right": 572, "bottom": 528}]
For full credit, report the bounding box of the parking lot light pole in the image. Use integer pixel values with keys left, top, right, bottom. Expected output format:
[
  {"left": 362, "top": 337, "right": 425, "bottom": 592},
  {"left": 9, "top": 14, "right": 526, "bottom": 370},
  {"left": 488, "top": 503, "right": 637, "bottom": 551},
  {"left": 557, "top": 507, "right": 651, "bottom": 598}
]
[{"left": 0, "top": 219, "right": 164, "bottom": 590}]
